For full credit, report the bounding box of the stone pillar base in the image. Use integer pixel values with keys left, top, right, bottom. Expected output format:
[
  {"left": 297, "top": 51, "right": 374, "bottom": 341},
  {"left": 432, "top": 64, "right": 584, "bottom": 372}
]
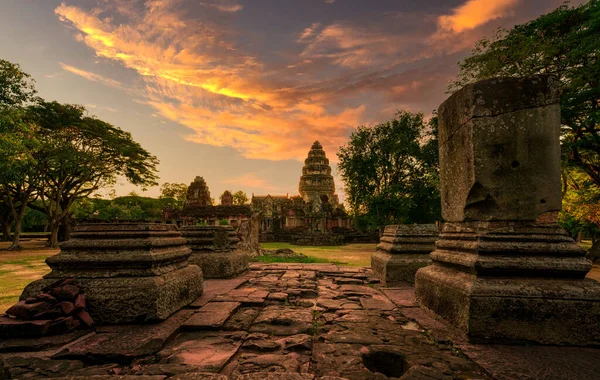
[
  {"left": 415, "top": 265, "right": 600, "bottom": 346},
  {"left": 22, "top": 265, "right": 204, "bottom": 324},
  {"left": 189, "top": 251, "right": 249, "bottom": 279},
  {"left": 371, "top": 224, "right": 438, "bottom": 286},
  {"left": 371, "top": 251, "right": 430, "bottom": 285}
]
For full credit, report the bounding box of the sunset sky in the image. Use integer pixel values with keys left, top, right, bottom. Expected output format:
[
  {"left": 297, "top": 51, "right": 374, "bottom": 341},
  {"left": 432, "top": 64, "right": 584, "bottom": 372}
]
[{"left": 0, "top": 0, "right": 581, "bottom": 202}]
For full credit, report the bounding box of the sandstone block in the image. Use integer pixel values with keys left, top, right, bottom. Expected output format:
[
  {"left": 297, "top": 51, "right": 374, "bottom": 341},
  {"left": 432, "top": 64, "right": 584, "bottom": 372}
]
[
  {"left": 20, "top": 223, "right": 204, "bottom": 324},
  {"left": 371, "top": 224, "right": 438, "bottom": 285},
  {"left": 415, "top": 75, "right": 600, "bottom": 346}
]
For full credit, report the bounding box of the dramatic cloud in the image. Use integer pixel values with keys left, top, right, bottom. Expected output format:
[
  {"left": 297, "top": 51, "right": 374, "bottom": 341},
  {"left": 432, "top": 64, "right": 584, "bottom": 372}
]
[
  {"left": 53, "top": 0, "right": 562, "bottom": 166},
  {"left": 59, "top": 62, "right": 122, "bottom": 88},
  {"left": 199, "top": 1, "right": 244, "bottom": 13},
  {"left": 438, "top": 0, "right": 521, "bottom": 33}
]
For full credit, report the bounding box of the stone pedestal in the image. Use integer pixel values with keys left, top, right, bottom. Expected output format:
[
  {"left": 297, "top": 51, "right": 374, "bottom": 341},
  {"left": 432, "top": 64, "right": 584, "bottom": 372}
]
[
  {"left": 181, "top": 225, "right": 248, "bottom": 279},
  {"left": 21, "top": 223, "right": 204, "bottom": 324},
  {"left": 371, "top": 224, "right": 438, "bottom": 285},
  {"left": 414, "top": 76, "right": 600, "bottom": 346}
]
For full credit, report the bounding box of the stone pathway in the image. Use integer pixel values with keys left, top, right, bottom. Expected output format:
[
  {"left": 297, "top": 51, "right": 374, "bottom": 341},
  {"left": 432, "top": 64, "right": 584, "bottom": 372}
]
[{"left": 1, "top": 263, "right": 599, "bottom": 379}]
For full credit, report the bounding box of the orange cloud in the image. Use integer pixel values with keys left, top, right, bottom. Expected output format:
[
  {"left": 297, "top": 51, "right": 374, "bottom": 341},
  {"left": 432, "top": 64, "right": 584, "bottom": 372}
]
[
  {"left": 438, "top": 0, "right": 520, "bottom": 33},
  {"left": 199, "top": 1, "right": 244, "bottom": 12},
  {"left": 54, "top": 2, "right": 371, "bottom": 161},
  {"left": 59, "top": 62, "right": 122, "bottom": 88}
]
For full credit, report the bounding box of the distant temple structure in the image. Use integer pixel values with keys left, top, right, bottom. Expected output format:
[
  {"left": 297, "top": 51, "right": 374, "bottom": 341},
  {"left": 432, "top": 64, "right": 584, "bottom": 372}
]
[
  {"left": 184, "top": 177, "right": 212, "bottom": 207},
  {"left": 251, "top": 141, "right": 352, "bottom": 242},
  {"left": 179, "top": 177, "right": 251, "bottom": 228},
  {"left": 177, "top": 141, "right": 373, "bottom": 245}
]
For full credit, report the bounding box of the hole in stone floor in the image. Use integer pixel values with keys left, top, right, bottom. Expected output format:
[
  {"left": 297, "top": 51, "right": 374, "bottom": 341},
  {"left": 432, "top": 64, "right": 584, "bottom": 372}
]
[{"left": 362, "top": 350, "right": 408, "bottom": 378}]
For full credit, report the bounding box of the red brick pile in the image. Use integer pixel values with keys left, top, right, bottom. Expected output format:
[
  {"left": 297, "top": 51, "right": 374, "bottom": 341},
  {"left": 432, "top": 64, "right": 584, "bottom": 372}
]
[{"left": 0, "top": 279, "right": 94, "bottom": 338}]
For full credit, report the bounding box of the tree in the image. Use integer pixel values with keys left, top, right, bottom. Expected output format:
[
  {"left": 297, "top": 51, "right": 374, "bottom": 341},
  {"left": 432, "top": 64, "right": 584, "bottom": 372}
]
[
  {"left": 159, "top": 182, "right": 188, "bottom": 211},
  {"left": 0, "top": 59, "right": 37, "bottom": 107},
  {"left": 337, "top": 111, "right": 440, "bottom": 230},
  {"left": 0, "top": 59, "right": 40, "bottom": 248},
  {"left": 0, "top": 108, "right": 42, "bottom": 249},
  {"left": 448, "top": 0, "right": 600, "bottom": 187},
  {"left": 29, "top": 101, "right": 160, "bottom": 247},
  {"left": 232, "top": 190, "right": 249, "bottom": 205},
  {"left": 559, "top": 167, "right": 600, "bottom": 260}
]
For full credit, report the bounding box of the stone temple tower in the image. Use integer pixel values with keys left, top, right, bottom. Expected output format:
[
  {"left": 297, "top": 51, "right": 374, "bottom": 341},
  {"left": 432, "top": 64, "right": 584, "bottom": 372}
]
[{"left": 299, "top": 141, "right": 339, "bottom": 207}]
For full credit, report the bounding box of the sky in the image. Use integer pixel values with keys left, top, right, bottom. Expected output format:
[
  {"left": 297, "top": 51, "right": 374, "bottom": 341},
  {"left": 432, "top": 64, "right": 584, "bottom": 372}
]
[{"left": 0, "top": 0, "right": 583, "bottom": 202}]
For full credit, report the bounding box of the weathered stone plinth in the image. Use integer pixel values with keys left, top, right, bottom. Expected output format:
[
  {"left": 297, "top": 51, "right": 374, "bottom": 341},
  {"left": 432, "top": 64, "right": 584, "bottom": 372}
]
[
  {"left": 371, "top": 224, "right": 438, "bottom": 285},
  {"left": 181, "top": 225, "right": 248, "bottom": 279},
  {"left": 416, "top": 222, "right": 600, "bottom": 345},
  {"left": 21, "top": 223, "right": 203, "bottom": 324},
  {"left": 414, "top": 75, "right": 600, "bottom": 346}
]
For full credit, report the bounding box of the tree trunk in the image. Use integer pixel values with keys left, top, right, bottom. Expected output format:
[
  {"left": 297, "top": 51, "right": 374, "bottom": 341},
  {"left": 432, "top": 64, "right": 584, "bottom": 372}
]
[
  {"left": 8, "top": 218, "right": 24, "bottom": 250},
  {"left": 48, "top": 220, "right": 60, "bottom": 248},
  {"left": 1, "top": 222, "right": 11, "bottom": 242}
]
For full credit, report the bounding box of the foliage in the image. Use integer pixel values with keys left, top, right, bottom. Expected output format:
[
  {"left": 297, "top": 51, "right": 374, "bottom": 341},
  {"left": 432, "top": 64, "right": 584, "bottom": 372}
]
[
  {"left": 69, "top": 195, "right": 170, "bottom": 222},
  {"left": 448, "top": 0, "right": 600, "bottom": 187},
  {"left": 337, "top": 111, "right": 440, "bottom": 229},
  {"left": 160, "top": 183, "right": 187, "bottom": 203},
  {"left": 27, "top": 101, "right": 160, "bottom": 246},
  {"left": 0, "top": 59, "right": 37, "bottom": 108},
  {"left": 0, "top": 107, "right": 42, "bottom": 249},
  {"left": 559, "top": 168, "right": 600, "bottom": 241},
  {"left": 218, "top": 219, "right": 230, "bottom": 225},
  {"left": 233, "top": 190, "right": 249, "bottom": 205}
]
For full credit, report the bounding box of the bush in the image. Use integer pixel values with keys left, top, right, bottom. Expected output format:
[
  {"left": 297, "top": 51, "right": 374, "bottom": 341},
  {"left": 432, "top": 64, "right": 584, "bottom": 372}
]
[{"left": 219, "top": 219, "right": 230, "bottom": 226}]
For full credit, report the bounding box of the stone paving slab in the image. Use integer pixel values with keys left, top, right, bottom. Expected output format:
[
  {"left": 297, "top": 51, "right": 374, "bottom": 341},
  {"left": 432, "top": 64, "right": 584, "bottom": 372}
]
[
  {"left": 184, "top": 303, "right": 241, "bottom": 330},
  {"left": 2, "top": 263, "right": 600, "bottom": 379}
]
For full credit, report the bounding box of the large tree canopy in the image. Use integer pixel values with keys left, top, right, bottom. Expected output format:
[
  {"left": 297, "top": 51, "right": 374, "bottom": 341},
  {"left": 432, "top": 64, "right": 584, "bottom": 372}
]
[
  {"left": 337, "top": 111, "right": 440, "bottom": 229},
  {"left": 29, "top": 101, "right": 160, "bottom": 246},
  {"left": 0, "top": 107, "right": 42, "bottom": 248},
  {"left": 0, "top": 59, "right": 160, "bottom": 248},
  {"left": 449, "top": 0, "right": 600, "bottom": 187}
]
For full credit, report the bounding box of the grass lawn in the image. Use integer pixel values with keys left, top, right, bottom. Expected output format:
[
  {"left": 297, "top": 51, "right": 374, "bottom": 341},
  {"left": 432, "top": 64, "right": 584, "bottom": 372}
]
[
  {"left": 0, "top": 240, "right": 58, "bottom": 314},
  {"left": 260, "top": 242, "right": 377, "bottom": 267}
]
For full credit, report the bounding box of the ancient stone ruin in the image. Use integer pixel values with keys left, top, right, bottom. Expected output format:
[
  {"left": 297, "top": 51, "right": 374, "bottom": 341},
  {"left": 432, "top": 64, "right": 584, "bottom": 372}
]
[
  {"left": 252, "top": 140, "right": 355, "bottom": 243},
  {"left": 184, "top": 176, "right": 212, "bottom": 207},
  {"left": 20, "top": 223, "right": 204, "bottom": 324},
  {"left": 180, "top": 179, "right": 252, "bottom": 228},
  {"left": 372, "top": 224, "right": 438, "bottom": 286},
  {"left": 181, "top": 225, "right": 249, "bottom": 278},
  {"left": 221, "top": 190, "right": 234, "bottom": 206},
  {"left": 0, "top": 279, "right": 93, "bottom": 338},
  {"left": 414, "top": 75, "right": 600, "bottom": 345}
]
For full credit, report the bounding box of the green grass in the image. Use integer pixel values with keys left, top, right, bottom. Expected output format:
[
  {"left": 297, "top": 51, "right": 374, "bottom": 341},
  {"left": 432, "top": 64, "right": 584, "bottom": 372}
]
[
  {"left": 0, "top": 246, "right": 57, "bottom": 313},
  {"left": 579, "top": 240, "right": 593, "bottom": 251},
  {"left": 260, "top": 242, "right": 377, "bottom": 267},
  {"left": 261, "top": 242, "right": 341, "bottom": 251},
  {"left": 254, "top": 255, "right": 333, "bottom": 264}
]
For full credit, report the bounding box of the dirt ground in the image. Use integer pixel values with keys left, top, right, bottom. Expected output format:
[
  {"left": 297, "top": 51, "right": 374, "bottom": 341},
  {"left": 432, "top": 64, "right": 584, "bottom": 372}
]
[{"left": 0, "top": 239, "right": 58, "bottom": 313}]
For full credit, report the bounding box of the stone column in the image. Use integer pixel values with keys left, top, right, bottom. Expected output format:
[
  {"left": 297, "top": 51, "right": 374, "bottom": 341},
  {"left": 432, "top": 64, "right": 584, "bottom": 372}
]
[
  {"left": 371, "top": 224, "right": 438, "bottom": 285},
  {"left": 21, "top": 223, "right": 204, "bottom": 324},
  {"left": 414, "top": 76, "right": 600, "bottom": 345},
  {"left": 181, "top": 225, "right": 249, "bottom": 278}
]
